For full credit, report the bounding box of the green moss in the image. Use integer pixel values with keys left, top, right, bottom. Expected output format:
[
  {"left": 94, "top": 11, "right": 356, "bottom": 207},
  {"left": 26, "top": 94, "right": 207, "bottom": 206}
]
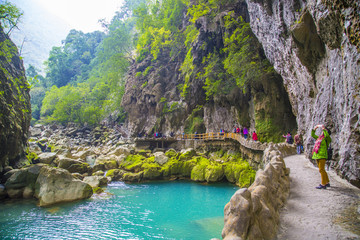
[
  {"left": 223, "top": 161, "right": 255, "bottom": 187},
  {"left": 143, "top": 167, "right": 162, "bottom": 180},
  {"left": 191, "top": 164, "right": 206, "bottom": 181},
  {"left": 165, "top": 149, "right": 177, "bottom": 158},
  {"left": 93, "top": 187, "right": 104, "bottom": 194},
  {"left": 120, "top": 154, "right": 145, "bottom": 172},
  {"left": 205, "top": 164, "right": 224, "bottom": 182},
  {"left": 178, "top": 149, "right": 197, "bottom": 161},
  {"left": 105, "top": 169, "right": 118, "bottom": 178}
]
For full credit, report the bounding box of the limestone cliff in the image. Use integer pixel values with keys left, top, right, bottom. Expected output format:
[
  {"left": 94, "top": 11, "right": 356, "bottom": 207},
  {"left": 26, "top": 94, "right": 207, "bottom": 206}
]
[
  {"left": 246, "top": 0, "right": 360, "bottom": 186},
  {"left": 122, "top": 0, "right": 297, "bottom": 143},
  {"left": 0, "top": 27, "right": 31, "bottom": 172},
  {"left": 122, "top": 0, "right": 359, "bottom": 186}
]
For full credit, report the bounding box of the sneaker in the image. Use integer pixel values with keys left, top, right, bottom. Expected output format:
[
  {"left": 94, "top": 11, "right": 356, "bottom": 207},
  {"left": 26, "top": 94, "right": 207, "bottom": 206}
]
[
  {"left": 316, "top": 184, "right": 327, "bottom": 189},
  {"left": 325, "top": 183, "right": 330, "bottom": 187}
]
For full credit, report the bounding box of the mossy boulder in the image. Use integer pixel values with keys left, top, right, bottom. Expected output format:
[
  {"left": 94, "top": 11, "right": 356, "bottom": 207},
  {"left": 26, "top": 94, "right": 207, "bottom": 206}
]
[
  {"left": 143, "top": 167, "right": 162, "bottom": 180},
  {"left": 122, "top": 171, "right": 143, "bottom": 182},
  {"left": 205, "top": 164, "right": 224, "bottom": 182},
  {"left": 191, "top": 165, "right": 206, "bottom": 181},
  {"left": 179, "top": 148, "right": 197, "bottom": 161},
  {"left": 224, "top": 161, "right": 256, "bottom": 187},
  {"left": 120, "top": 154, "right": 146, "bottom": 172},
  {"left": 154, "top": 152, "right": 169, "bottom": 165},
  {"left": 58, "top": 158, "right": 91, "bottom": 174},
  {"left": 165, "top": 149, "right": 178, "bottom": 158},
  {"left": 103, "top": 160, "right": 118, "bottom": 170},
  {"left": 105, "top": 169, "right": 125, "bottom": 181}
]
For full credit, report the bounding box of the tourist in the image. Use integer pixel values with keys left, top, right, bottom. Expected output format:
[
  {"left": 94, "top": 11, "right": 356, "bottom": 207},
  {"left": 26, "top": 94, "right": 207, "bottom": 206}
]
[
  {"left": 252, "top": 131, "right": 258, "bottom": 141},
  {"left": 220, "top": 129, "right": 224, "bottom": 136},
  {"left": 294, "top": 134, "right": 303, "bottom": 154},
  {"left": 282, "top": 132, "right": 293, "bottom": 144},
  {"left": 233, "top": 126, "right": 237, "bottom": 133},
  {"left": 236, "top": 126, "right": 240, "bottom": 134},
  {"left": 311, "top": 124, "right": 331, "bottom": 189},
  {"left": 243, "top": 127, "right": 248, "bottom": 139}
]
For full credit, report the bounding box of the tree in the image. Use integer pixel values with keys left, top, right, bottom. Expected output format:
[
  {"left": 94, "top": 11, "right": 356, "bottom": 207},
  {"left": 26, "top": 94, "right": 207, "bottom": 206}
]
[{"left": 0, "top": 1, "right": 23, "bottom": 35}]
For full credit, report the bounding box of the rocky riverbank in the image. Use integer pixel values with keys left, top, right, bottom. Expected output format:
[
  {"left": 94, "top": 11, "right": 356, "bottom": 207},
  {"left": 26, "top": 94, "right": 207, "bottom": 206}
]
[{"left": 0, "top": 124, "right": 257, "bottom": 206}]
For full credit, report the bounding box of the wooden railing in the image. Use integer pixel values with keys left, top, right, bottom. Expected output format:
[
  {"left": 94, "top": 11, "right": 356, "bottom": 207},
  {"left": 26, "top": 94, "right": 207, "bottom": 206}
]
[
  {"left": 178, "top": 132, "right": 242, "bottom": 141},
  {"left": 176, "top": 132, "right": 267, "bottom": 151}
]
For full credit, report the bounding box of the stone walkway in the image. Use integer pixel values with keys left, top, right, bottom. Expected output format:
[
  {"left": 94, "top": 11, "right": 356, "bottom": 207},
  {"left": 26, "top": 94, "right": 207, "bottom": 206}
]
[{"left": 278, "top": 154, "right": 360, "bottom": 240}]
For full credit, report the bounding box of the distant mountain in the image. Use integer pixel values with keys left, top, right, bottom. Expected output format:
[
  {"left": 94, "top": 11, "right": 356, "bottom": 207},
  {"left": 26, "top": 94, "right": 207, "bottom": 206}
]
[{"left": 9, "top": 0, "right": 71, "bottom": 72}]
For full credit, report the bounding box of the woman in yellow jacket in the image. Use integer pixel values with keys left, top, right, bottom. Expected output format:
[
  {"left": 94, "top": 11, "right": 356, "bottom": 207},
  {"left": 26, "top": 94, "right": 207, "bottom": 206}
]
[{"left": 311, "top": 124, "right": 331, "bottom": 189}]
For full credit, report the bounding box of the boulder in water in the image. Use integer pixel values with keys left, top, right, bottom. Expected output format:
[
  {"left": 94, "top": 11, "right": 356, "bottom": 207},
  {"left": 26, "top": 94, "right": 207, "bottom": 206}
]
[
  {"left": 35, "top": 166, "right": 93, "bottom": 207},
  {"left": 83, "top": 176, "right": 108, "bottom": 188}
]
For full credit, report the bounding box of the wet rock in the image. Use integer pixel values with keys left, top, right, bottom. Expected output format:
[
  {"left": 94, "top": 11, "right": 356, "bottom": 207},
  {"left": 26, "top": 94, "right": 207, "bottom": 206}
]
[
  {"left": 105, "top": 169, "right": 125, "bottom": 181},
  {"left": 122, "top": 171, "right": 143, "bottom": 182}
]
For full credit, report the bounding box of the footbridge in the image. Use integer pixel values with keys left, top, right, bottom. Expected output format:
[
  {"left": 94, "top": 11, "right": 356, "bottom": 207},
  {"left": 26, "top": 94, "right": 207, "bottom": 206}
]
[{"left": 135, "top": 132, "right": 268, "bottom": 152}]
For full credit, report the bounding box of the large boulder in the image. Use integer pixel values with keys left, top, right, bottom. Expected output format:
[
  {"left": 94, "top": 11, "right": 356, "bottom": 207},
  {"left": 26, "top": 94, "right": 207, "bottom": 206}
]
[
  {"left": 154, "top": 152, "right": 169, "bottom": 165},
  {"left": 122, "top": 172, "right": 143, "bottom": 182},
  {"left": 105, "top": 169, "right": 125, "bottom": 181},
  {"left": 57, "top": 158, "right": 91, "bottom": 174},
  {"left": 83, "top": 176, "right": 109, "bottom": 188},
  {"left": 4, "top": 164, "right": 44, "bottom": 190},
  {"left": 37, "top": 152, "right": 57, "bottom": 164},
  {"left": 34, "top": 166, "right": 93, "bottom": 207}
]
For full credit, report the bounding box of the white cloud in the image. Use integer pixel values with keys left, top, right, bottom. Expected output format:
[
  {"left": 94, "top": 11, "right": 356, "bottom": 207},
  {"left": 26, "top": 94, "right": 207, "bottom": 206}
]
[{"left": 34, "top": 0, "right": 124, "bottom": 33}]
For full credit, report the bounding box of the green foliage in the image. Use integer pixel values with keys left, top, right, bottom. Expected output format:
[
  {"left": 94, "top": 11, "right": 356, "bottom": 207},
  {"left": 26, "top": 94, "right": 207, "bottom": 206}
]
[
  {"left": 179, "top": 49, "right": 195, "bottom": 98},
  {"left": 37, "top": 1, "right": 140, "bottom": 126},
  {"left": 199, "top": 51, "right": 233, "bottom": 99},
  {"left": 223, "top": 13, "right": 275, "bottom": 90},
  {"left": 45, "top": 30, "right": 105, "bottom": 88},
  {"left": 0, "top": 39, "right": 17, "bottom": 62},
  {"left": 134, "top": 0, "right": 186, "bottom": 61},
  {"left": 184, "top": 105, "right": 205, "bottom": 134},
  {"left": 0, "top": 1, "right": 23, "bottom": 35}
]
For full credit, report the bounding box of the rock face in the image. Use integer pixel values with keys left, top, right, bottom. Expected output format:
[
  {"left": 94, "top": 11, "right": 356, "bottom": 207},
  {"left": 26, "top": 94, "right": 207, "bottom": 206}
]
[
  {"left": 35, "top": 166, "right": 93, "bottom": 207},
  {"left": 121, "top": 0, "right": 297, "bottom": 142},
  {"left": 0, "top": 27, "right": 31, "bottom": 173},
  {"left": 246, "top": 0, "right": 360, "bottom": 186}
]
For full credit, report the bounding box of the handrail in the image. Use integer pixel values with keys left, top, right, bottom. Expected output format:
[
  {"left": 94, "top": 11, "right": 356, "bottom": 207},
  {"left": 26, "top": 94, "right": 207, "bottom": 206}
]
[
  {"left": 178, "top": 132, "right": 243, "bottom": 141},
  {"left": 176, "top": 132, "right": 267, "bottom": 151}
]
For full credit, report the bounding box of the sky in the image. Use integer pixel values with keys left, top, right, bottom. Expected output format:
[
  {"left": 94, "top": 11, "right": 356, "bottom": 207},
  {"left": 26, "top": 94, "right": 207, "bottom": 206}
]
[{"left": 34, "top": 0, "right": 124, "bottom": 33}]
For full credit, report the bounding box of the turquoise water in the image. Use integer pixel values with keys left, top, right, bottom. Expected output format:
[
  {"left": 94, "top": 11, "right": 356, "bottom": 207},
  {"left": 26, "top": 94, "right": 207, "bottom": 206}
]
[{"left": 0, "top": 181, "right": 238, "bottom": 240}]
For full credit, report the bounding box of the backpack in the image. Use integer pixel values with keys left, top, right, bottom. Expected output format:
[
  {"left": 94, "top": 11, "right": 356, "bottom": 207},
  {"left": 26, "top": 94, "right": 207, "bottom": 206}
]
[
  {"left": 287, "top": 135, "right": 294, "bottom": 144},
  {"left": 326, "top": 140, "right": 333, "bottom": 160}
]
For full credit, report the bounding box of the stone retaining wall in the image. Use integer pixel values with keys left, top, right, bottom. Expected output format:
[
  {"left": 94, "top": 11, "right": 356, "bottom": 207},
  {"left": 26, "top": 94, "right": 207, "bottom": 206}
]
[{"left": 222, "top": 143, "right": 296, "bottom": 240}]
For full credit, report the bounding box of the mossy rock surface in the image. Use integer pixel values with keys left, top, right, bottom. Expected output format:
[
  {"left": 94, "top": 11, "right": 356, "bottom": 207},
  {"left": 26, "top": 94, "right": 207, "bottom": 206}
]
[
  {"left": 205, "top": 164, "right": 224, "bottom": 182},
  {"left": 122, "top": 171, "right": 143, "bottom": 182},
  {"left": 105, "top": 169, "right": 125, "bottom": 181},
  {"left": 104, "top": 160, "right": 118, "bottom": 170},
  {"left": 191, "top": 164, "right": 206, "bottom": 181}
]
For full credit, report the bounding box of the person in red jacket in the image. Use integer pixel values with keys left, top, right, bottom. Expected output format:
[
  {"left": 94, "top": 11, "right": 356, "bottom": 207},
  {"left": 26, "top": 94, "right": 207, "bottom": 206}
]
[{"left": 252, "top": 131, "right": 258, "bottom": 141}]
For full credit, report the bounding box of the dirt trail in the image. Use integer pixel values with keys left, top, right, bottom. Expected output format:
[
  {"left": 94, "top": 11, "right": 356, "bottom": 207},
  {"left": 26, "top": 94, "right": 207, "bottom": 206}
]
[{"left": 277, "top": 154, "right": 360, "bottom": 240}]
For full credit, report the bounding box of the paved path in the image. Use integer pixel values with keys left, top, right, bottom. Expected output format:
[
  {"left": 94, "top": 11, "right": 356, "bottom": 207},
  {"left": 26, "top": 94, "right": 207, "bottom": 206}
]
[{"left": 278, "top": 154, "right": 360, "bottom": 240}]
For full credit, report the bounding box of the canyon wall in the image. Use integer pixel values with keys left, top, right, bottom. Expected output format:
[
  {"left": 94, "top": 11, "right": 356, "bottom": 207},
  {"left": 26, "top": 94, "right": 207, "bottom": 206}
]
[
  {"left": 0, "top": 27, "right": 31, "bottom": 172},
  {"left": 246, "top": 0, "right": 360, "bottom": 186}
]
